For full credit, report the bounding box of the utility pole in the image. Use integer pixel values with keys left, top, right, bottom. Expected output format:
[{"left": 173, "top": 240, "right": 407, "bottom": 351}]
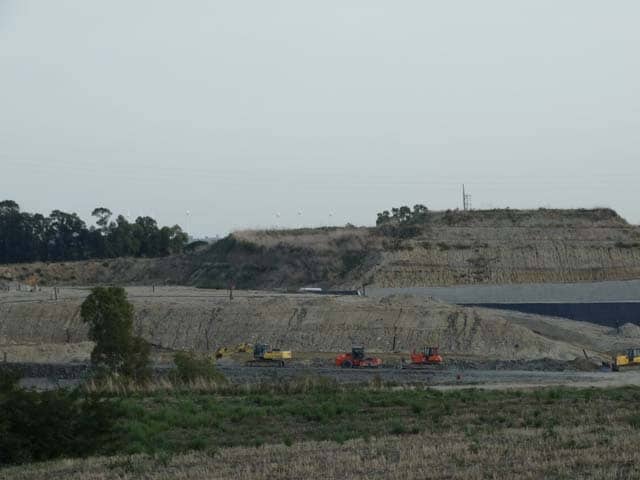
[{"left": 462, "top": 184, "right": 472, "bottom": 211}]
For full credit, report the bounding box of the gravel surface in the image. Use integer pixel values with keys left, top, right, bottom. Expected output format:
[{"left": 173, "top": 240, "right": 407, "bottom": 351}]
[
  {"left": 369, "top": 279, "right": 640, "bottom": 303},
  {"left": 7, "top": 361, "right": 637, "bottom": 391}
]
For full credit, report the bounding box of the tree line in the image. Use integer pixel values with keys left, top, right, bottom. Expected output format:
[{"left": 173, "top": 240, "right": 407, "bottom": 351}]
[
  {"left": 376, "top": 204, "right": 429, "bottom": 226},
  {"left": 0, "top": 200, "right": 188, "bottom": 264}
]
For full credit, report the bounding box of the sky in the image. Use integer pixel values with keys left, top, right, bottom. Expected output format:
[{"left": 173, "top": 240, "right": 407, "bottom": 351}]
[{"left": 1, "top": 1, "right": 639, "bottom": 236}]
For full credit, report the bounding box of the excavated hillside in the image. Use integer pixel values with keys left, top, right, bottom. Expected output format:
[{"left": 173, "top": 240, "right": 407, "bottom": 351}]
[
  {"left": 229, "top": 208, "right": 640, "bottom": 288},
  {"left": 1, "top": 287, "right": 638, "bottom": 361},
  {"left": 2, "top": 208, "right": 640, "bottom": 289}
]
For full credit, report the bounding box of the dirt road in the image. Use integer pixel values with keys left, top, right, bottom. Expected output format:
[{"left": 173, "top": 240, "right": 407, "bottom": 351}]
[
  {"left": 10, "top": 360, "right": 640, "bottom": 391},
  {"left": 215, "top": 364, "right": 640, "bottom": 390}
]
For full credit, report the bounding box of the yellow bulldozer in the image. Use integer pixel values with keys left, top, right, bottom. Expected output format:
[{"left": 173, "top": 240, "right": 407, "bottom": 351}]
[{"left": 613, "top": 348, "right": 640, "bottom": 371}]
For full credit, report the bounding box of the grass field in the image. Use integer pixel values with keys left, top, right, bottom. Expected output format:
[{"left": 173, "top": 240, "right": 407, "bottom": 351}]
[{"left": 3, "top": 383, "right": 640, "bottom": 479}]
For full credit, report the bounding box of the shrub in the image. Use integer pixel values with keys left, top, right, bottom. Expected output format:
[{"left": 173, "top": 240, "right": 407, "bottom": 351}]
[
  {"left": 170, "top": 352, "right": 227, "bottom": 384},
  {"left": 0, "top": 373, "right": 119, "bottom": 466},
  {"left": 340, "top": 251, "right": 367, "bottom": 275},
  {"left": 390, "top": 419, "right": 406, "bottom": 435}
]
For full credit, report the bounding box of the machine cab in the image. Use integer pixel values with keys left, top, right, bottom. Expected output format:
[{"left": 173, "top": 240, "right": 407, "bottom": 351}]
[
  {"left": 627, "top": 348, "right": 640, "bottom": 362},
  {"left": 351, "top": 346, "right": 365, "bottom": 360},
  {"left": 423, "top": 346, "right": 439, "bottom": 357},
  {"left": 253, "top": 343, "right": 270, "bottom": 359}
]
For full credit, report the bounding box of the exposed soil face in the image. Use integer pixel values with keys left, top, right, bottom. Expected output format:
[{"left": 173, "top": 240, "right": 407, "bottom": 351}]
[
  {"left": 0, "top": 255, "right": 195, "bottom": 287},
  {"left": 1, "top": 287, "right": 637, "bottom": 364},
  {"left": 2, "top": 208, "right": 640, "bottom": 289},
  {"left": 235, "top": 208, "right": 640, "bottom": 288}
]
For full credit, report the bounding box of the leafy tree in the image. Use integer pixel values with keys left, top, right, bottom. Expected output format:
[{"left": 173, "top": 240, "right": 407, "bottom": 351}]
[
  {"left": 47, "top": 210, "right": 87, "bottom": 260},
  {"left": 80, "top": 287, "right": 151, "bottom": 381},
  {"left": 398, "top": 205, "right": 412, "bottom": 222},
  {"left": 376, "top": 204, "right": 430, "bottom": 241},
  {"left": 0, "top": 200, "right": 19, "bottom": 213},
  {"left": 376, "top": 210, "right": 391, "bottom": 226},
  {"left": 167, "top": 225, "right": 189, "bottom": 254},
  {"left": 91, "top": 207, "right": 112, "bottom": 228},
  {"left": 376, "top": 204, "right": 429, "bottom": 226},
  {"left": 0, "top": 200, "right": 189, "bottom": 264}
]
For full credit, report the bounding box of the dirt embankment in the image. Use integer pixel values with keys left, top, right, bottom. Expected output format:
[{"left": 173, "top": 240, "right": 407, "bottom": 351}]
[
  {"left": 1, "top": 287, "right": 636, "bottom": 362},
  {"left": 0, "top": 256, "right": 195, "bottom": 287},
  {"left": 4, "top": 208, "right": 639, "bottom": 290},
  {"left": 234, "top": 208, "right": 640, "bottom": 288}
]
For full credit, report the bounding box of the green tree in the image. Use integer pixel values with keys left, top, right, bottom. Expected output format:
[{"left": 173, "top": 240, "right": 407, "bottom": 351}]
[
  {"left": 80, "top": 287, "right": 151, "bottom": 381},
  {"left": 0, "top": 200, "right": 189, "bottom": 263},
  {"left": 376, "top": 210, "right": 391, "bottom": 226},
  {"left": 91, "top": 207, "right": 112, "bottom": 229}
]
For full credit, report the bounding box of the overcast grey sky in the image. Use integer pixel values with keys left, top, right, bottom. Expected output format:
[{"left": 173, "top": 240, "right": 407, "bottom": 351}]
[{"left": 2, "top": 1, "right": 639, "bottom": 236}]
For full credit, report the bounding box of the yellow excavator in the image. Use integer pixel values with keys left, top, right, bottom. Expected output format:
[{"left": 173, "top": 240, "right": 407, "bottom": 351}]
[
  {"left": 613, "top": 348, "right": 640, "bottom": 371},
  {"left": 247, "top": 343, "right": 292, "bottom": 367}
]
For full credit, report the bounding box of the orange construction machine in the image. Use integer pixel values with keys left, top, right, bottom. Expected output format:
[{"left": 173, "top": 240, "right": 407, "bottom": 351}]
[
  {"left": 335, "top": 345, "right": 382, "bottom": 368},
  {"left": 402, "top": 346, "right": 443, "bottom": 369}
]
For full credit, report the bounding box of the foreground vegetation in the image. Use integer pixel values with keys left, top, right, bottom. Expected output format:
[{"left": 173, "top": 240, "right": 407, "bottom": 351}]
[
  {"left": 4, "top": 423, "right": 638, "bottom": 480},
  {"left": 3, "top": 379, "right": 640, "bottom": 478}
]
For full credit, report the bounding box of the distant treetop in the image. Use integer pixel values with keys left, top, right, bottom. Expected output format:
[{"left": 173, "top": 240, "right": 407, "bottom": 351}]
[
  {"left": 0, "top": 200, "right": 189, "bottom": 264},
  {"left": 376, "top": 204, "right": 429, "bottom": 226}
]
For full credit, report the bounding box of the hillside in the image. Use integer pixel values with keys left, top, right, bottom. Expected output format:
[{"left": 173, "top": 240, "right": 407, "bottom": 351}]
[
  {"left": 2, "top": 208, "right": 640, "bottom": 289},
  {"left": 1, "top": 286, "right": 638, "bottom": 361}
]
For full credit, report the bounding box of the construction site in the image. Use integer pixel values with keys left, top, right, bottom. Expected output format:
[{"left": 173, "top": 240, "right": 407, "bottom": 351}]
[
  {"left": 4, "top": 209, "right": 640, "bottom": 479},
  {"left": 3, "top": 208, "right": 640, "bottom": 388},
  {"left": 4, "top": 207, "right": 640, "bottom": 478}
]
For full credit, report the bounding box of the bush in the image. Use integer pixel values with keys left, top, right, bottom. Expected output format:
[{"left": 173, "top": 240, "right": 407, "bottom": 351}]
[
  {"left": 378, "top": 223, "right": 421, "bottom": 240},
  {"left": 0, "top": 373, "right": 119, "bottom": 465},
  {"left": 340, "top": 251, "right": 367, "bottom": 275},
  {"left": 170, "top": 352, "right": 227, "bottom": 384}
]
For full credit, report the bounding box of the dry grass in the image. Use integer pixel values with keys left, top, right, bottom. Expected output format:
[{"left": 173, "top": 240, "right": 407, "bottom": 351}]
[
  {"left": 233, "top": 226, "right": 375, "bottom": 251},
  {"left": 4, "top": 384, "right": 640, "bottom": 478},
  {"left": 3, "top": 422, "right": 638, "bottom": 479}
]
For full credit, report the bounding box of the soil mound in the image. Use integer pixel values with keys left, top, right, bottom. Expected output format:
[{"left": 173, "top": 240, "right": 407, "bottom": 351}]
[{"left": 616, "top": 323, "right": 640, "bottom": 337}]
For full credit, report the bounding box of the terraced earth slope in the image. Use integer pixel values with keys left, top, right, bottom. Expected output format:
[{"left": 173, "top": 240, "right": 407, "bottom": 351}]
[
  {"left": 2, "top": 208, "right": 640, "bottom": 289},
  {"left": 2, "top": 287, "right": 638, "bottom": 361}
]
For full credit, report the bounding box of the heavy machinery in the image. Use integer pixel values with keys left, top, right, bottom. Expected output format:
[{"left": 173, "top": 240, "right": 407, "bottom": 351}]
[
  {"left": 402, "top": 346, "right": 443, "bottom": 369},
  {"left": 247, "top": 343, "right": 292, "bottom": 367},
  {"left": 612, "top": 348, "right": 640, "bottom": 371},
  {"left": 215, "top": 343, "right": 253, "bottom": 359},
  {"left": 335, "top": 345, "right": 382, "bottom": 368}
]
